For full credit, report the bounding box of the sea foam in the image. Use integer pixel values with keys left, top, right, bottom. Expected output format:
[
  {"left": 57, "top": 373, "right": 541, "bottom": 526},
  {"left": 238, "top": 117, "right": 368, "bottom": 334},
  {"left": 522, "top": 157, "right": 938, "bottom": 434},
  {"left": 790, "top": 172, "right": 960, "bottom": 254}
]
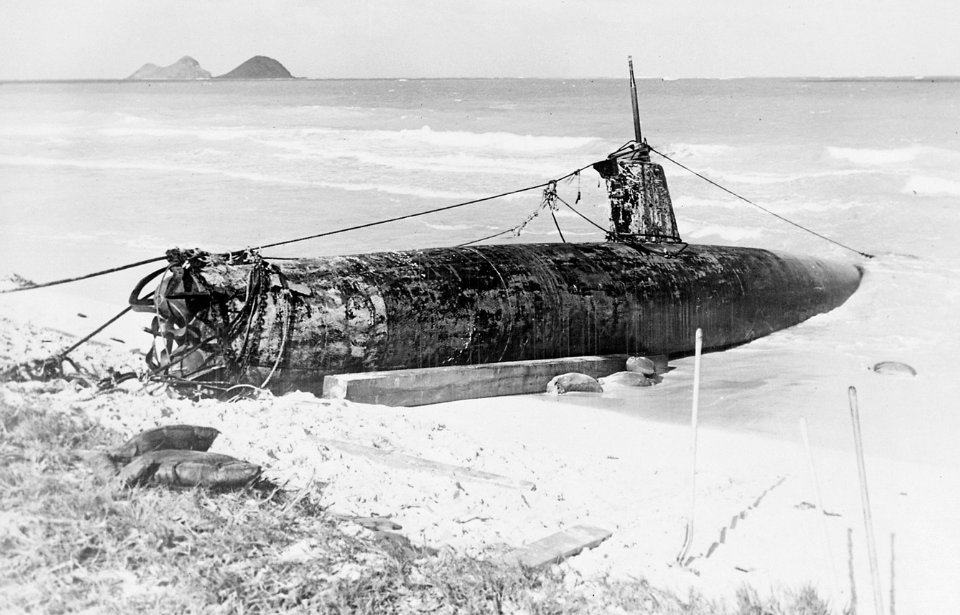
[{"left": 827, "top": 146, "right": 923, "bottom": 165}]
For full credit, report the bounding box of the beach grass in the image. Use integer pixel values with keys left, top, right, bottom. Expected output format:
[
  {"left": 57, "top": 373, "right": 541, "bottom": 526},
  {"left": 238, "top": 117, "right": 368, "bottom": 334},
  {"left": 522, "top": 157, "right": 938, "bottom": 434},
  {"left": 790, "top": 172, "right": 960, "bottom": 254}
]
[{"left": 0, "top": 394, "right": 839, "bottom": 615}]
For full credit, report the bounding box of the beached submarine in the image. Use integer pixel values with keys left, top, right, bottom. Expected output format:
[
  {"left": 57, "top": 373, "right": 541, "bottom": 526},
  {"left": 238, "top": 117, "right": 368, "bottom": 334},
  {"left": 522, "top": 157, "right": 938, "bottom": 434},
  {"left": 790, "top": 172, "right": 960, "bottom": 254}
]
[
  {"left": 129, "top": 61, "right": 862, "bottom": 396},
  {"left": 129, "top": 141, "right": 862, "bottom": 396}
]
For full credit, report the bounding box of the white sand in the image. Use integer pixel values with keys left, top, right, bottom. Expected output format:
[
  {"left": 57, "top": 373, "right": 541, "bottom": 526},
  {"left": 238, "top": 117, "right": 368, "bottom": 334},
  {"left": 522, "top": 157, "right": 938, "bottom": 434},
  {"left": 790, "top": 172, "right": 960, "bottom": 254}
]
[{"left": 2, "top": 283, "right": 957, "bottom": 615}]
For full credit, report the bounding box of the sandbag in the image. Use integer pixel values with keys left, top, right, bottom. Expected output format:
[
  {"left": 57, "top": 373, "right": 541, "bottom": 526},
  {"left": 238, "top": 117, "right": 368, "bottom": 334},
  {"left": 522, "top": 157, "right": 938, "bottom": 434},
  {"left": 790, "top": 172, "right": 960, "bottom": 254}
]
[
  {"left": 117, "top": 449, "right": 261, "bottom": 489},
  {"left": 112, "top": 425, "right": 220, "bottom": 464},
  {"left": 625, "top": 356, "right": 657, "bottom": 376},
  {"left": 626, "top": 355, "right": 669, "bottom": 375},
  {"left": 600, "top": 371, "right": 652, "bottom": 387},
  {"left": 546, "top": 373, "right": 603, "bottom": 394}
]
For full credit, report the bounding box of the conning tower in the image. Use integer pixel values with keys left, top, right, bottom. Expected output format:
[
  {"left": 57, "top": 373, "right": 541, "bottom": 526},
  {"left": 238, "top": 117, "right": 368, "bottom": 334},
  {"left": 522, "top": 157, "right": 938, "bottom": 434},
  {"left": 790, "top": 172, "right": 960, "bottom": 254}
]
[{"left": 595, "top": 55, "right": 682, "bottom": 246}]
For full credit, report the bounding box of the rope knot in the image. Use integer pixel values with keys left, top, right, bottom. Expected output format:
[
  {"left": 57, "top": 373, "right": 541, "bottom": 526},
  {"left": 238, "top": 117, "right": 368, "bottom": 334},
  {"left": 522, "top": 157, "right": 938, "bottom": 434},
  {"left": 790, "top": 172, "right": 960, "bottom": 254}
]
[{"left": 541, "top": 180, "right": 559, "bottom": 212}]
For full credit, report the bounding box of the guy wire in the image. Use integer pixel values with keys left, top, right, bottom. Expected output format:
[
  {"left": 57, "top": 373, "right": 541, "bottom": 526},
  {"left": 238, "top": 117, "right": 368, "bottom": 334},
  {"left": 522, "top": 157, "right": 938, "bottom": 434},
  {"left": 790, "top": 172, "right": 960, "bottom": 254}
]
[{"left": 648, "top": 145, "right": 874, "bottom": 259}]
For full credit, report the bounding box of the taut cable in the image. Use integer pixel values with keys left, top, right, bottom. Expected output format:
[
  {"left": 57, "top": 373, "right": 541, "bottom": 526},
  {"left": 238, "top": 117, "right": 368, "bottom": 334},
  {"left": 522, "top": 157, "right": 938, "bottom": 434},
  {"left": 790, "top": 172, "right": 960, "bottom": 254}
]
[{"left": 649, "top": 145, "right": 874, "bottom": 259}]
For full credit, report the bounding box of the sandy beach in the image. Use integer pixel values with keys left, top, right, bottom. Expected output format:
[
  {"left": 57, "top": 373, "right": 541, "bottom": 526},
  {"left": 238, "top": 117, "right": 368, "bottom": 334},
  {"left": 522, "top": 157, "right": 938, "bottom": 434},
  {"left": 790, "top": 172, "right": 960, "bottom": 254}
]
[{"left": 2, "top": 282, "right": 958, "bottom": 615}]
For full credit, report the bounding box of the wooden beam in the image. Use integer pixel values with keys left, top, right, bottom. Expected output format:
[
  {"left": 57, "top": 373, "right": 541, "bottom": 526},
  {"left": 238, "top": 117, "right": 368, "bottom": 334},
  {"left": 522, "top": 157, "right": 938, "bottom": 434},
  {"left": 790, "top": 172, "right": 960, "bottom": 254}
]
[
  {"left": 322, "top": 355, "right": 627, "bottom": 407},
  {"left": 501, "top": 525, "right": 613, "bottom": 569},
  {"left": 312, "top": 437, "right": 536, "bottom": 491}
]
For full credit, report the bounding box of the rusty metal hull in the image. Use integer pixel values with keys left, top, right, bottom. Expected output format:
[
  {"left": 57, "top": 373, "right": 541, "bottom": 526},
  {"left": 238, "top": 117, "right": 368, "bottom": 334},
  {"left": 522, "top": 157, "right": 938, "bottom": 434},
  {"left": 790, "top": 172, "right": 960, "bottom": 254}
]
[{"left": 187, "top": 242, "right": 861, "bottom": 393}]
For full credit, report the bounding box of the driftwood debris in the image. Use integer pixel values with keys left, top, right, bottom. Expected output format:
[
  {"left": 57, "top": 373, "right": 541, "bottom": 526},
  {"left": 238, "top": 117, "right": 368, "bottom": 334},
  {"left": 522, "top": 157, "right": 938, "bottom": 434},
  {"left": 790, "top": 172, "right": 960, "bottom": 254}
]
[
  {"left": 352, "top": 517, "right": 403, "bottom": 531},
  {"left": 501, "top": 525, "right": 612, "bottom": 569},
  {"left": 312, "top": 437, "right": 536, "bottom": 491},
  {"left": 872, "top": 361, "right": 916, "bottom": 377}
]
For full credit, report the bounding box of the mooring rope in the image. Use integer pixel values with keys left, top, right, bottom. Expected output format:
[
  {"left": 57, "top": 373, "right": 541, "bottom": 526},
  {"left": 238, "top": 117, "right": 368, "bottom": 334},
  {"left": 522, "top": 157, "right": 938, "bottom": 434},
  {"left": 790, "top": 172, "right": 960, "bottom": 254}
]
[
  {"left": 252, "top": 163, "right": 596, "bottom": 252},
  {"left": 0, "top": 256, "right": 168, "bottom": 295},
  {"left": 457, "top": 181, "right": 594, "bottom": 246},
  {"left": 57, "top": 306, "right": 133, "bottom": 359},
  {"left": 456, "top": 229, "right": 515, "bottom": 248},
  {"left": 648, "top": 145, "right": 874, "bottom": 259},
  {"left": 1, "top": 162, "right": 601, "bottom": 295},
  {"left": 555, "top": 195, "right": 609, "bottom": 234},
  {"left": 1, "top": 305, "right": 133, "bottom": 383},
  {"left": 551, "top": 212, "right": 567, "bottom": 243},
  {"left": 457, "top": 178, "right": 610, "bottom": 247}
]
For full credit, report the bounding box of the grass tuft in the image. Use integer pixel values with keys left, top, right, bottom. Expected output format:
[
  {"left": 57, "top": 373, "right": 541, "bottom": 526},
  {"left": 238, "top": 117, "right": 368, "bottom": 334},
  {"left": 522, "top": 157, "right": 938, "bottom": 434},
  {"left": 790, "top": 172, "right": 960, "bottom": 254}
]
[{"left": 1, "top": 396, "right": 841, "bottom": 614}]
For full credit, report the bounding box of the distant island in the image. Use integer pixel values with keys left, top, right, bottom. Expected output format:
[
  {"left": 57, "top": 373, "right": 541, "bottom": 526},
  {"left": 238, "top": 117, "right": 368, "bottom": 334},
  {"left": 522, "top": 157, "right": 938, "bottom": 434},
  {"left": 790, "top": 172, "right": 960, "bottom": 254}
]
[
  {"left": 127, "top": 55, "right": 295, "bottom": 80},
  {"left": 216, "top": 56, "right": 293, "bottom": 79},
  {"left": 127, "top": 56, "right": 211, "bottom": 80}
]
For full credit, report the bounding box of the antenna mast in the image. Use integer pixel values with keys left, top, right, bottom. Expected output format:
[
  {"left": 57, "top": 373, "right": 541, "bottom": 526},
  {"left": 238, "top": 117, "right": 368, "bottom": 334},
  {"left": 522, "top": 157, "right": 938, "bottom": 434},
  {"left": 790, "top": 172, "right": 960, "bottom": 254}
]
[{"left": 628, "top": 56, "right": 643, "bottom": 144}]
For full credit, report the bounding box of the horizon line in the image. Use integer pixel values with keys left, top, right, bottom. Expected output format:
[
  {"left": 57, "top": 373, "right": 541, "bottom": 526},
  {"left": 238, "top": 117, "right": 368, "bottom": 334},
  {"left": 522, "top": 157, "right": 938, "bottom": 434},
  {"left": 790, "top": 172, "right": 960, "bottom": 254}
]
[{"left": 3, "top": 74, "right": 960, "bottom": 84}]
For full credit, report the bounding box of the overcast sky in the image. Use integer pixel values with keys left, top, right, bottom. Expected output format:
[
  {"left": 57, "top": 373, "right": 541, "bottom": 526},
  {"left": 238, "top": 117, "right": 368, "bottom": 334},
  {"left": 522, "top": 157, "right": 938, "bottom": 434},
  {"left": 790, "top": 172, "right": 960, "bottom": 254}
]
[{"left": 2, "top": 0, "right": 957, "bottom": 80}]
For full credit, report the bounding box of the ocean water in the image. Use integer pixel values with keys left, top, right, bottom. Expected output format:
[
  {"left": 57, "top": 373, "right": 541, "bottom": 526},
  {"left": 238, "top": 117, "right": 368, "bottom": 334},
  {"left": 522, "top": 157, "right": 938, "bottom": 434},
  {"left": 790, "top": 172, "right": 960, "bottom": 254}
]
[{"left": 1, "top": 78, "right": 959, "bottom": 467}]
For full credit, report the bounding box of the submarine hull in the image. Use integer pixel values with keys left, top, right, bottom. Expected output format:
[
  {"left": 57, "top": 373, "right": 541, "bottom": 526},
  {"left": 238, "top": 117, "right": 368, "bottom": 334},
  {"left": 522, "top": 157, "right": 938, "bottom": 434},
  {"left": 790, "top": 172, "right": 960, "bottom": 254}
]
[{"left": 143, "top": 242, "right": 862, "bottom": 395}]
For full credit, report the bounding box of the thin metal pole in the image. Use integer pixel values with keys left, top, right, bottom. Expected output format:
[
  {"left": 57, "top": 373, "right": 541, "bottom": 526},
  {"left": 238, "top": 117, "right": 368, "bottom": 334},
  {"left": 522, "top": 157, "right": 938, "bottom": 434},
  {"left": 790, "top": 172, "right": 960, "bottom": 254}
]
[
  {"left": 628, "top": 56, "right": 643, "bottom": 144},
  {"left": 676, "top": 328, "right": 702, "bottom": 565},
  {"left": 890, "top": 533, "right": 896, "bottom": 615},
  {"left": 849, "top": 386, "right": 884, "bottom": 615},
  {"left": 848, "top": 528, "right": 858, "bottom": 614},
  {"left": 800, "top": 417, "right": 841, "bottom": 599},
  {"left": 800, "top": 417, "right": 828, "bottom": 514}
]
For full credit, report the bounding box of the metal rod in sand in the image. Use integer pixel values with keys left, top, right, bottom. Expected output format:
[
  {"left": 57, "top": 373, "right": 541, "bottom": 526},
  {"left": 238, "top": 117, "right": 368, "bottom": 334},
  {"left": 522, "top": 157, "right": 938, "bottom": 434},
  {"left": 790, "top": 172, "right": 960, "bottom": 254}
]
[
  {"left": 799, "top": 416, "right": 841, "bottom": 598},
  {"left": 849, "top": 386, "right": 884, "bottom": 615},
  {"left": 676, "top": 327, "right": 703, "bottom": 565}
]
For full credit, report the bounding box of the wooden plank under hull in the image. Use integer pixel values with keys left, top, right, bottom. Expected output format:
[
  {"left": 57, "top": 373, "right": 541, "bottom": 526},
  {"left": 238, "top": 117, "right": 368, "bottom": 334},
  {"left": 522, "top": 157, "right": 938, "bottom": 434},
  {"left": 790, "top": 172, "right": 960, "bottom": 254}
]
[
  {"left": 153, "top": 242, "right": 863, "bottom": 395},
  {"left": 321, "top": 354, "right": 628, "bottom": 406}
]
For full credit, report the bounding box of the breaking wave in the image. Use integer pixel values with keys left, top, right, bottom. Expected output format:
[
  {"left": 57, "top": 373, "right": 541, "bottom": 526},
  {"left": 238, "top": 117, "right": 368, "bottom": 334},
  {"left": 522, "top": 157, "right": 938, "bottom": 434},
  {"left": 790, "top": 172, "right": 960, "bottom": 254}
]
[
  {"left": 100, "top": 126, "right": 263, "bottom": 141},
  {"left": 903, "top": 175, "right": 960, "bottom": 196},
  {"left": 827, "top": 146, "right": 923, "bottom": 165},
  {"left": 821, "top": 146, "right": 960, "bottom": 195},
  {"left": 270, "top": 148, "right": 563, "bottom": 177},
  {"left": 98, "top": 124, "right": 599, "bottom": 154},
  {"left": 690, "top": 166, "right": 876, "bottom": 186},
  {"left": 0, "top": 155, "right": 489, "bottom": 201},
  {"left": 419, "top": 222, "right": 474, "bottom": 231},
  {"left": 666, "top": 143, "right": 736, "bottom": 159},
  {"left": 685, "top": 225, "right": 764, "bottom": 242},
  {"left": 390, "top": 126, "right": 599, "bottom": 152}
]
